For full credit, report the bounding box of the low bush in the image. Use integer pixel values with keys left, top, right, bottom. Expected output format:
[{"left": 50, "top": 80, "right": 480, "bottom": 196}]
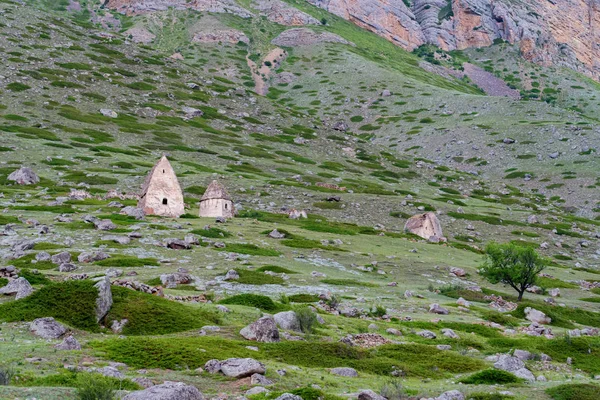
[
  {"left": 75, "top": 373, "right": 117, "bottom": 400},
  {"left": 220, "top": 243, "right": 281, "bottom": 257},
  {"left": 14, "top": 370, "right": 138, "bottom": 391},
  {"left": 0, "top": 278, "right": 7, "bottom": 288},
  {"left": 219, "top": 294, "right": 278, "bottom": 311},
  {"left": 105, "top": 286, "right": 219, "bottom": 335},
  {"left": 0, "top": 280, "right": 99, "bottom": 331},
  {"left": 460, "top": 369, "right": 521, "bottom": 384},
  {"left": 296, "top": 307, "right": 318, "bottom": 333},
  {"left": 0, "top": 365, "right": 14, "bottom": 385},
  {"left": 321, "top": 278, "right": 378, "bottom": 287},
  {"left": 235, "top": 269, "right": 285, "bottom": 285},
  {"left": 288, "top": 294, "right": 319, "bottom": 303},
  {"left": 190, "top": 227, "right": 231, "bottom": 238},
  {"left": 546, "top": 383, "right": 600, "bottom": 400},
  {"left": 95, "top": 256, "right": 159, "bottom": 268}
]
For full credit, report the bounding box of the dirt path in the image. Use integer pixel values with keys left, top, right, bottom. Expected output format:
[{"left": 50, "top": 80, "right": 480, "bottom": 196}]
[{"left": 246, "top": 47, "right": 287, "bottom": 95}]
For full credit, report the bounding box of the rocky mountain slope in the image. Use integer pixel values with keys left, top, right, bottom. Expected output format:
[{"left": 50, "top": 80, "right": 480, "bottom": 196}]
[
  {"left": 306, "top": 0, "right": 600, "bottom": 80},
  {"left": 0, "top": 0, "right": 599, "bottom": 399}
]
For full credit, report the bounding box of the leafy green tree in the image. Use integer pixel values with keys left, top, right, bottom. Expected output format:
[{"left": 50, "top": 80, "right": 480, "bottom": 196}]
[{"left": 479, "top": 242, "right": 546, "bottom": 301}]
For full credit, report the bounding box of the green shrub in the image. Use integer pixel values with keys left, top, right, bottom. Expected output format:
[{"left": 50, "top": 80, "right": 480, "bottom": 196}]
[
  {"left": 19, "top": 269, "right": 52, "bottom": 285},
  {"left": 190, "top": 227, "right": 231, "bottom": 238},
  {"left": 7, "top": 82, "right": 31, "bottom": 92},
  {"left": 235, "top": 269, "right": 285, "bottom": 285},
  {"left": 0, "top": 278, "right": 7, "bottom": 288},
  {"left": 460, "top": 369, "right": 520, "bottom": 384},
  {"left": 14, "top": 371, "right": 138, "bottom": 391},
  {"left": 220, "top": 243, "right": 280, "bottom": 257},
  {"left": 288, "top": 293, "right": 319, "bottom": 303},
  {"left": 105, "top": 286, "right": 218, "bottom": 335},
  {"left": 75, "top": 373, "right": 117, "bottom": 400},
  {"left": 321, "top": 279, "right": 378, "bottom": 287},
  {"left": 546, "top": 384, "right": 600, "bottom": 400},
  {"left": 0, "top": 280, "right": 99, "bottom": 331},
  {"left": 219, "top": 294, "right": 278, "bottom": 311},
  {"left": 0, "top": 365, "right": 15, "bottom": 385},
  {"left": 95, "top": 256, "right": 159, "bottom": 268},
  {"left": 296, "top": 307, "right": 318, "bottom": 333}
]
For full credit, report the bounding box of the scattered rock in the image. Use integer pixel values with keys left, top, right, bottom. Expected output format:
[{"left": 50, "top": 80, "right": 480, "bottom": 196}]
[
  {"left": 94, "top": 276, "right": 113, "bottom": 323},
  {"left": 404, "top": 212, "right": 445, "bottom": 241},
  {"left": 435, "top": 390, "right": 465, "bottom": 400},
  {"left": 0, "top": 277, "right": 33, "bottom": 299},
  {"left": 8, "top": 167, "right": 39, "bottom": 185},
  {"left": 51, "top": 251, "right": 71, "bottom": 265},
  {"left": 30, "top": 317, "right": 67, "bottom": 339},
  {"left": 429, "top": 303, "right": 449, "bottom": 315},
  {"left": 122, "top": 381, "right": 203, "bottom": 400},
  {"left": 240, "top": 316, "right": 280, "bottom": 342},
  {"left": 220, "top": 358, "right": 266, "bottom": 378},
  {"left": 330, "top": 367, "right": 358, "bottom": 377},
  {"left": 55, "top": 335, "right": 81, "bottom": 350},
  {"left": 273, "top": 311, "right": 301, "bottom": 332},
  {"left": 358, "top": 389, "right": 387, "bottom": 400},
  {"left": 417, "top": 330, "right": 436, "bottom": 339},
  {"left": 524, "top": 307, "right": 551, "bottom": 324}
]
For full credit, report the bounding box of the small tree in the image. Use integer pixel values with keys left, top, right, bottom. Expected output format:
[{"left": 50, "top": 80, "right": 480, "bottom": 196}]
[{"left": 479, "top": 242, "right": 546, "bottom": 301}]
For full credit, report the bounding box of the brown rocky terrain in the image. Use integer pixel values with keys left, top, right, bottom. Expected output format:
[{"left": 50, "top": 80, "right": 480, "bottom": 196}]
[{"left": 306, "top": 0, "right": 600, "bottom": 80}]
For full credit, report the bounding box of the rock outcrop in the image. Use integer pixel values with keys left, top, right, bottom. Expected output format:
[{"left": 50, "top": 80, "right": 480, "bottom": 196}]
[
  {"left": 8, "top": 167, "right": 39, "bottom": 185},
  {"left": 0, "top": 277, "right": 33, "bottom": 299},
  {"left": 122, "top": 381, "right": 203, "bottom": 400},
  {"left": 404, "top": 212, "right": 444, "bottom": 241},
  {"left": 305, "top": 0, "right": 600, "bottom": 80},
  {"left": 240, "top": 316, "right": 280, "bottom": 342},
  {"left": 30, "top": 317, "right": 67, "bottom": 339}
]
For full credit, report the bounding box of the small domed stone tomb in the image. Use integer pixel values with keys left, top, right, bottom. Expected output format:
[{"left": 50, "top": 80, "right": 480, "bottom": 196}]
[
  {"left": 138, "top": 156, "right": 184, "bottom": 217},
  {"left": 404, "top": 212, "right": 445, "bottom": 241},
  {"left": 199, "top": 180, "right": 234, "bottom": 218}
]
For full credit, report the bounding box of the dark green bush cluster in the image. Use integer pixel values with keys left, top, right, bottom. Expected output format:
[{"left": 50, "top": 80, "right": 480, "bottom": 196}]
[
  {"left": 219, "top": 294, "right": 278, "bottom": 311},
  {"left": 460, "top": 369, "right": 521, "bottom": 384}
]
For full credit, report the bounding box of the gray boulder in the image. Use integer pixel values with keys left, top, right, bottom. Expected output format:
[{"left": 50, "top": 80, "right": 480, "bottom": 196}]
[
  {"left": 58, "top": 263, "right": 77, "bottom": 272},
  {"left": 240, "top": 316, "right": 280, "bottom": 342},
  {"left": 224, "top": 269, "right": 240, "bottom": 281},
  {"left": 121, "top": 206, "right": 145, "bottom": 220},
  {"left": 8, "top": 167, "right": 39, "bottom": 185},
  {"left": 494, "top": 354, "right": 535, "bottom": 382},
  {"left": 441, "top": 328, "right": 460, "bottom": 339},
  {"left": 122, "top": 381, "right": 203, "bottom": 400},
  {"left": 358, "top": 390, "right": 386, "bottom": 400},
  {"left": 30, "top": 317, "right": 67, "bottom": 339},
  {"left": 204, "top": 359, "right": 222, "bottom": 374},
  {"left": 331, "top": 367, "right": 358, "bottom": 377},
  {"left": 94, "top": 276, "right": 113, "bottom": 322},
  {"left": 166, "top": 238, "right": 191, "bottom": 250},
  {"left": 55, "top": 335, "right": 81, "bottom": 350},
  {"left": 78, "top": 251, "right": 110, "bottom": 263},
  {"left": 95, "top": 219, "right": 117, "bottom": 231},
  {"left": 429, "top": 303, "right": 449, "bottom": 315},
  {"left": 36, "top": 251, "right": 51, "bottom": 262},
  {"left": 101, "top": 235, "right": 131, "bottom": 245},
  {"left": 267, "top": 229, "right": 286, "bottom": 239},
  {"left": 417, "top": 330, "right": 436, "bottom": 339},
  {"left": 436, "top": 391, "right": 464, "bottom": 400},
  {"left": 273, "top": 311, "right": 301, "bottom": 332},
  {"left": 51, "top": 251, "right": 71, "bottom": 265},
  {"left": 220, "top": 358, "right": 266, "bottom": 378},
  {"left": 0, "top": 277, "right": 33, "bottom": 299},
  {"left": 274, "top": 395, "right": 302, "bottom": 400}
]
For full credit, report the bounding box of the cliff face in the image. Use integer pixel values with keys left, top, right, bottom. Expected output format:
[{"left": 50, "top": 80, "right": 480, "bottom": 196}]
[{"left": 307, "top": 0, "right": 600, "bottom": 79}]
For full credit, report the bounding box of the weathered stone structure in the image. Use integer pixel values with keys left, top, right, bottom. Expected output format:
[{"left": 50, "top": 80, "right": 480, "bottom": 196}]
[
  {"left": 199, "top": 180, "right": 234, "bottom": 218},
  {"left": 404, "top": 212, "right": 444, "bottom": 241},
  {"left": 138, "top": 156, "right": 185, "bottom": 217}
]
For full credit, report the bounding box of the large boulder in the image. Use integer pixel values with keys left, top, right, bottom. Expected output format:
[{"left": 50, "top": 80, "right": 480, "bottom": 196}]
[
  {"left": 55, "top": 335, "right": 81, "bottom": 350},
  {"left": 524, "top": 307, "right": 551, "bottom": 324},
  {"left": 0, "top": 277, "right": 33, "bottom": 299},
  {"left": 429, "top": 303, "right": 449, "bottom": 315},
  {"left": 358, "top": 390, "right": 386, "bottom": 400},
  {"left": 494, "top": 354, "right": 535, "bottom": 382},
  {"left": 330, "top": 367, "right": 358, "bottom": 377},
  {"left": 435, "top": 391, "right": 465, "bottom": 400},
  {"left": 220, "top": 358, "right": 266, "bottom": 378},
  {"left": 122, "top": 381, "right": 203, "bottom": 400},
  {"left": 51, "top": 251, "right": 72, "bottom": 265},
  {"left": 240, "top": 316, "right": 280, "bottom": 342},
  {"left": 94, "top": 219, "right": 117, "bottom": 231},
  {"left": 404, "top": 212, "right": 444, "bottom": 241},
  {"left": 8, "top": 167, "right": 39, "bottom": 185},
  {"left": 94, "top": 276, "right": 113, "bottom": 322},
  {"left": 273, "top": 311, "right": 301, "bottom": 332},
  {"left": 30, "top": 317, "right": 67, "bottom": 339}
]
